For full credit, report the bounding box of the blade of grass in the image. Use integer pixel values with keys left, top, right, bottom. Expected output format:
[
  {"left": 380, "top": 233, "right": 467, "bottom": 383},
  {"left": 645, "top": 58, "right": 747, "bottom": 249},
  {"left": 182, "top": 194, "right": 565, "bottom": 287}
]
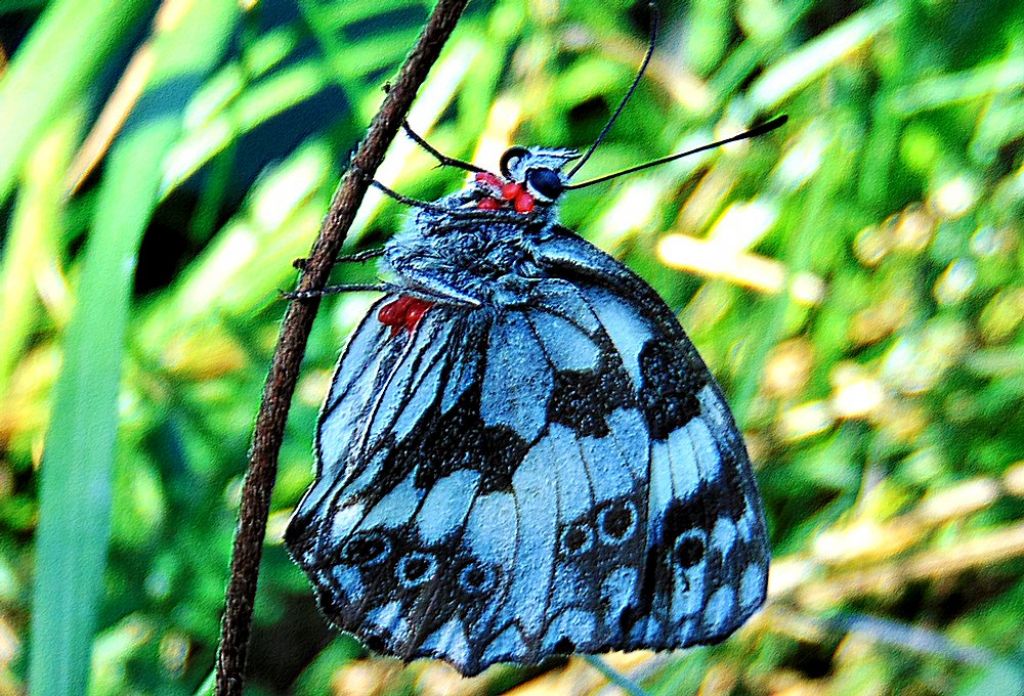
[
  {"left": 746, "top": 3, "right": 902, "bottom": 111},
  {"left": 0, "top": 0, "right": 49, "bottom": 14},
  {"left": 825, "top": 612, "right": 992, "bottom": 665},
  {"left": 154, "top": 36, "right": 482, "bottom": 329},
  {"left": 192, "top": 669, "right": 215, "bottom": 696},
  {"left": 68, "top": 24, "right": 303, "bottom": 195},
  {"left": 729, "top": 120, "right": 845, "bottom": 425},
  {"left": 0, "top": 106, "right": 83, "bottom": 397},
  {"left": 161, "top": 58, "right": 331, "bottom": 194},
  {"left": 889, "top": 56, "right": 1024, "bottom": 115},
  {"left": 29, "top": 3, "right": 237, "bottom": 694},
  {"left": 582, "top": 655, "right": 651, "bottom": 696},
  {"left": 0, "top": 0, "right": 152, "bottom": 207}
]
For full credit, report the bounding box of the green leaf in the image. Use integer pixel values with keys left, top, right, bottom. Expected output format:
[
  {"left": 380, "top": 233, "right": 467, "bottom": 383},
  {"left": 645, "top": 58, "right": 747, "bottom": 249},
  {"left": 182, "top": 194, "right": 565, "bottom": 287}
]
[
  {"left": 0, "top": 107, "right": 82, "bottom": 396},
  {"left": 28, "top": 3, "right": 238, "bottom": 694},
  {"left": 747, "top": 3, "right": 902, "bottom": 110},
  {"left": 0, "top": 0, "right": 152, "bottom": 207}
]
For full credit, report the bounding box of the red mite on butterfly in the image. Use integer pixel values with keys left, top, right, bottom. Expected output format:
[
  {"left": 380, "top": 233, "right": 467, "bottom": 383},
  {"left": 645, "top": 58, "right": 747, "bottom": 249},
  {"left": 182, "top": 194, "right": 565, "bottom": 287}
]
[
  {"left": 377, "top": 295, "right": 434, "bottom": 335},
  {"left": 475, "top": 171, "right": 536, "bottom": 213}
]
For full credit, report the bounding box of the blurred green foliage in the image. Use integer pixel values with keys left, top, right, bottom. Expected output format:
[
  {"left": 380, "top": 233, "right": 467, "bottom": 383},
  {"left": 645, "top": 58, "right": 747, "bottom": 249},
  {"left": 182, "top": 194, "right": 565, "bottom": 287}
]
[{"left": 1, "top": 0, "right": 1022, "bottom": 694}]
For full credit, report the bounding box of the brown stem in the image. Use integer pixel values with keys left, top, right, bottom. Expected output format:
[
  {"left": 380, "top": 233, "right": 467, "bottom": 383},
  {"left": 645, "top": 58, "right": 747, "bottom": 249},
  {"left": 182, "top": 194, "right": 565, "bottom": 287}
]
[{"left": 214, "top": 1, "right": 471, "bottom": 692}]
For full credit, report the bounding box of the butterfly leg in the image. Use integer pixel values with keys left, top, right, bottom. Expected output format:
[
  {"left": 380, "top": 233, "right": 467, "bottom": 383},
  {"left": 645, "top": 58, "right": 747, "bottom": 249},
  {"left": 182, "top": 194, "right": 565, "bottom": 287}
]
[
  {"left": 401, "top": 121, "right": 485, "bottom": 173},
  {"left": 292, "top": 247, "right": 384, "bottom": 270},
  {"left": 369, "top": 180, "right": 466, "bottom": 216},
  {"left": 281, "top": 282, "right": 392, "bottom": 300},
  {"left": 282, "top": 282, "right": 461, "bottom": 306},
  {"left": 378, "top": 84, "right": 482, "bottom": 173},
  {"left": 370, "top": 180, "right": 523, "bottom": 223}
]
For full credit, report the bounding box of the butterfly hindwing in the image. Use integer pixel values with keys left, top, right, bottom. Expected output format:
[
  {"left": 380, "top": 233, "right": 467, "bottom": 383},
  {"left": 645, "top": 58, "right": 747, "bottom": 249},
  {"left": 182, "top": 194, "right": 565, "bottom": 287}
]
[
  {"left": 286, "top": 232, "right": 767, "bottom": 674},
  {"left": 530, "top": 230, "right": 769, "bottom": 646}
]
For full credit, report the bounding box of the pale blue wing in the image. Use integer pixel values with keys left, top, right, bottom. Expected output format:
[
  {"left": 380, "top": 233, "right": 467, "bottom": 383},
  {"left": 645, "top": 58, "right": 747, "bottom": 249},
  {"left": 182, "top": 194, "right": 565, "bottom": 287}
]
[
  {"left": 287, "top": 264, "right": 766, "bottom": 675},
  {"left": 529, "top": 230, "right": 769, "bottom": 647},
  {"left": 286, "top": 294, "right": 652, "bottom": 673},
  {"left": 286, "top": 227, "right": 767, "bottom": 674}
]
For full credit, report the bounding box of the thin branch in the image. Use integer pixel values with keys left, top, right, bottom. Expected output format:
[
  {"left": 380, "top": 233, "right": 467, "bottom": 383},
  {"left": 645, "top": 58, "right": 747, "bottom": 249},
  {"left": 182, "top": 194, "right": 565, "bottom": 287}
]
[{"left": 213, "top": 1, "right": 471, "bottom": 693}]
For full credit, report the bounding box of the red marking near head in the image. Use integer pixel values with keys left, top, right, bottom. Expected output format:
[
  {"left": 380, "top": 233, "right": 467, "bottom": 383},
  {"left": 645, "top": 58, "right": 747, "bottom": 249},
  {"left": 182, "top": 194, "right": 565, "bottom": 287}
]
[
  {"left": 378, "top": 296, "right": 433, "bottom": 335},
  {"left": 472, "top": 172, "right": 535, "bottom": 214},
  {"left": 377, "top": 299, "right": 406, "bottom": 326},
  {"left": 474, "top": 172, "right": 504, "bottom": 188},
  {"left": 501, "top": 182, "right": 524, "bottom": 201},
  {"left": 514, "top": 192, "right": 535, "bottom": 213}
]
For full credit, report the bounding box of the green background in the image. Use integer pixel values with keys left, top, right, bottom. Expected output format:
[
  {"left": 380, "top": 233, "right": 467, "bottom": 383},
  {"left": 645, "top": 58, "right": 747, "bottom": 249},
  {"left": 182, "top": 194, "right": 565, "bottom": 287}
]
[{"left": 1, "top": 0, "right": 1023, "bottom": 693}]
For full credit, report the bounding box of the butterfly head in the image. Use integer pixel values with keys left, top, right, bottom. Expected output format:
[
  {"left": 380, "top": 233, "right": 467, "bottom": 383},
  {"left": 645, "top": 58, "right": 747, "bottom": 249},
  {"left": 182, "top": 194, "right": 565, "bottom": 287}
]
[
  {"left": 472, "top": 146, "right": 579, "bottom": 214},
  {"left": 500, "top": 146, "right": 579, "bottom": 203}
]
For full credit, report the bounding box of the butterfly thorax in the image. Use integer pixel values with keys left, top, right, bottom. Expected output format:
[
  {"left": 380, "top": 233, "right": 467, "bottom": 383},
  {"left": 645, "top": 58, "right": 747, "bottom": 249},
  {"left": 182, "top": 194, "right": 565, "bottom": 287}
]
[
  {"left": 378, "top": 144, "right": 584, "bottom": 307},
  {"left": 382, "top": 189, "right": 557, "bottom": 306}
]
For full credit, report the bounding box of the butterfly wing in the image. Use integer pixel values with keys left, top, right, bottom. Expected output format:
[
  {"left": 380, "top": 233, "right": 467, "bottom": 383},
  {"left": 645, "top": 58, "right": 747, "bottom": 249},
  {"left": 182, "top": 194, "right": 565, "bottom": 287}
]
[
  {"left": 287, "top": 298, "right": 545, "bottom": 671},
  {"left": 286, "top": 231, "right": 767, "bottom": 674},
  {"left": 528, "top": 228, "right": 769, "bottom": 647}
]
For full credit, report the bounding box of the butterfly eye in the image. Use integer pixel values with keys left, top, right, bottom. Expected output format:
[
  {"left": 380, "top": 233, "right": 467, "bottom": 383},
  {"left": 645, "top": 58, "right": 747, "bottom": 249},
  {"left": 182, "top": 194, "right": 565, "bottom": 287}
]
[
  {"left": 499, "top": 146, "right": 529, "bottom": 178},
  {"left": 526, "top": 167, "right": 564, "bottom": 202}
]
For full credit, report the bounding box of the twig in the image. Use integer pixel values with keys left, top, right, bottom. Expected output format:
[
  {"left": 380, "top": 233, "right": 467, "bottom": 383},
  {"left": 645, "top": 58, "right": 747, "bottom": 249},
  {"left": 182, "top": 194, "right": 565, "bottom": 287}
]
[
  {"left": 795, "top": 521, "right": 1024, "bottom": 607},
  {"left": 213, "top": 1, "right": 471, "bottom": 693}
]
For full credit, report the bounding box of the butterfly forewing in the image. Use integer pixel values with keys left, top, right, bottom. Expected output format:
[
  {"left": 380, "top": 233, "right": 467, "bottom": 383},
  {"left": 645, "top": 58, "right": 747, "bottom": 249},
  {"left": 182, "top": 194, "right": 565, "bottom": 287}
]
[{"left": 286, "top": 232, "right": 767, "bottom": 674}]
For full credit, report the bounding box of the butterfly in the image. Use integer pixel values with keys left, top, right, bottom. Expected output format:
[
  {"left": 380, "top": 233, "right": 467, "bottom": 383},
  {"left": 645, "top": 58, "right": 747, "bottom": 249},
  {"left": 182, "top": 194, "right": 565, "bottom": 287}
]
[{"left": 285, "top": 10, "right": 781, "bottom": 676}]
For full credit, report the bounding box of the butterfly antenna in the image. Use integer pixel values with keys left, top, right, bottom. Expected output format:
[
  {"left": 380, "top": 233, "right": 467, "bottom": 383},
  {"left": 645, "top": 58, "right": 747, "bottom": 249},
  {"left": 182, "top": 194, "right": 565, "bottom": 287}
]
[
  {"left": 564, "top": 115, "right": 789, "bottom": 190},
  {"left": 566, "top": 2, "right": 660, "bottom": 179}
]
